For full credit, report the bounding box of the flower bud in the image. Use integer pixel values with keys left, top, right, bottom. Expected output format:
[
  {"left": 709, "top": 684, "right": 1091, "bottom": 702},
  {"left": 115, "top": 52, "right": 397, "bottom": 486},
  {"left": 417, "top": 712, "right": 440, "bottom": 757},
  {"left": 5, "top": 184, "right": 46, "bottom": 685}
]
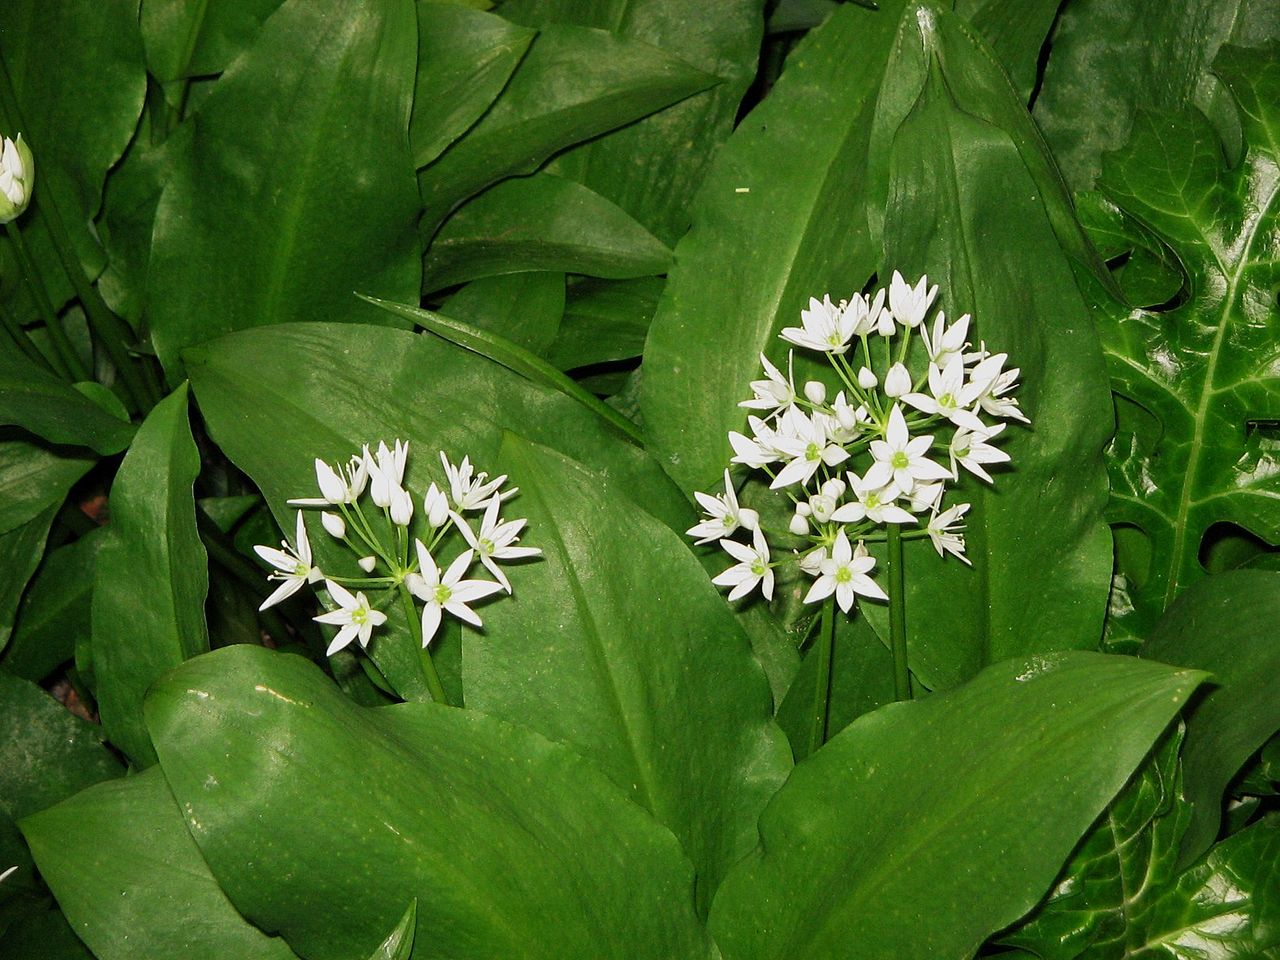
[
  {"left": 358, "top": 556, "right": 377, "bottom": 573},
  {"left": 809, "top": 494, "right": 836, "bottom": 522},
  {"left": 320, "top": 511, "right": 345, "bottom": 539},
  {"left": 738, "top": 507, "right": 760, "bottom": 531},
  {"left": 424, "top": 482, "right": 450, "bottom": 528},
  {"left": 857, "top": 366, "right": 878, "bottom": 390},
  {"left": 820, "top": 477, "right": 846, "bottom": 501},
  {"left": 0, "top": 134, "right": 34, "bottom": 224},
  {"left": 884, "top": 362, "right": 911, "bottom": 398},
  {"left": 795, "top": 501, "right": 812, "bottom": 517},
  {"left": 389, "top": 486, "right": 414, "bottom": 526},
  {"left": 789, "top": 513, "right": 809, "bottom": 536},
  {"left": 803, "top": 380, "right": 827, "bottom": 405}
]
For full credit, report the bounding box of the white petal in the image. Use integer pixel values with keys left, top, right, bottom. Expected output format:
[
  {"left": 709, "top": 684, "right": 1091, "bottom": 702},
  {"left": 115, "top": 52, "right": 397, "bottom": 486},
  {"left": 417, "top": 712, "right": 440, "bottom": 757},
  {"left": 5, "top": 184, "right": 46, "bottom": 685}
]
[
  {"left": 444, "top": 600, "right": 484, "bottom": 627},
  {"left": 420, "top": 603, "right": 443, "bottom": 646},
  {"left": 326, "top": 624, "right": 359, "bottom": 656},
  {"left": 325, "top": 579, "right": 357, "bottom": 610},
  {"left": 259, "top": 577, "right": 304, "bottom": 611}
]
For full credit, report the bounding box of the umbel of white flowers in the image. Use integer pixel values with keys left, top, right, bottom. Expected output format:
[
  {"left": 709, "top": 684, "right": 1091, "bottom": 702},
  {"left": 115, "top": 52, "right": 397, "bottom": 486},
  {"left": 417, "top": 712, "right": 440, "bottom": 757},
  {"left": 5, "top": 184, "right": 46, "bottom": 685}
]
[
  {"left": 254, "top": 441, "right": 540, "bottom": 656},
  {"left": 689, "top": 271, "right": 1028, "bottom": 615}
]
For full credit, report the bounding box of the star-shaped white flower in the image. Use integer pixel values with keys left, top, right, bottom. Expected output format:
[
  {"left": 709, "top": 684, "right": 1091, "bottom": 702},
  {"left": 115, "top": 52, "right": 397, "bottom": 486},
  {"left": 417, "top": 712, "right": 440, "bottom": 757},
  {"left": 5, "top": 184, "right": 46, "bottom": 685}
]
[
  {"left": 921, "top": 311, "right": 970, "bottom": 368},
  {"left": 313, "top": 580, "right": 387, "bottom": 656},
  {"left": 769, "top": 409, "right": 850, "bottom": 489},
  {"left": 254, "top": 512, "right": 323, "bottom": 611},
  {"left": 971, "top": 355, "right": 1029, "bottom": 424},
  {"left": 440, "top": 452, "right": 514, "bottom": 511},
  {"left": 888, "top": 271, "right": 938, "bottom": 329},
  {"left": 950, "top": 424, "right": 1010, "bottom": 483},
  {"left": 712, "top": 526, "right": 774, "bottom": 601},
  {"left": 901, "top": 356, "right": 987, "bottom": 432},
  {"left": 729, "top": 415, "right": 784, "bottom": 469},
  {"left": 843, "top": 288, "right": 887, "bottom": 338},
  {"left": 688, "top": 469, "right": 760, "bottom": 545},
  {"left": 865, "top": 405, "right": 952, "bottom": 493},
  {"left": 831, "top": 472, "right": 915, "bottom": 525},
  {"left": 407, "top": 541, "right": 504, "bottom": 645},
  {"left": 803, "top": 531, "right": 886, "bottom": 612},
  {"left": 739, "top": 352, "right": 798, "bottom": 414},
  {"left": 365, "top": 439, "right": 410, "bottom": 509},
  {"left": 453, "top": 498, "right": 542, "bottom": 592},
  {"left": 927, "top": 503, "right": 971, "bottom": 564},
  {"left": 780, "top": 295, "right": 856, "bottom": 354},
  {"left": 288, "top": 453, "right": 368, "bottom": 506}
]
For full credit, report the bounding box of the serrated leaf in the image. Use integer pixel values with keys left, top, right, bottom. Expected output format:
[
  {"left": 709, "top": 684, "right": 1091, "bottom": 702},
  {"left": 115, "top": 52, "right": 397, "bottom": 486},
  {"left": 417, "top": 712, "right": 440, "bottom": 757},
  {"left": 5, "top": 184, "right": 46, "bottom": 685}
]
[
  {"left": 144, "top": 645, "right": 716, "bottom": 960},
  {"left": 147, "top": 0, "right": 422, "bottom": 377},
  {"left": 1098, "top": 44, "right": 1280, "bottom": 630},
  {"left": 708, "top": 652, "right": 1204, "bottom": 960},
  {"left": 92, "top": 385, "right": 209, "bottom": 766}
]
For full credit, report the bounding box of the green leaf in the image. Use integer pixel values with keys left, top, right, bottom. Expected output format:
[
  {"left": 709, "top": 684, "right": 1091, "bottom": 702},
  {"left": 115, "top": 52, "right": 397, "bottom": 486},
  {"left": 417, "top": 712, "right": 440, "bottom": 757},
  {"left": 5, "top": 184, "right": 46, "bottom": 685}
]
[
  {"left": 1141, "top": 569, "right": 1280, "bottom": 868},
  {"left": 21, "top": 768, "right": 299, "bottom": 960},
  {"left": 185, "top": 323, "right": 693, "bottom": 695},
  {"left": 419, "top": 22, "right": 717, "bottom": 230},
  {"left": 367, "top": 901, "right": 415, "bottom": 960},
  {"left": 872, "top": 6, "right": 1114, "bottom": 686},
  {"left": 442, "top": 271, "right": 564, "bottom": 356},
  {"left": 0, "top": 504, "right": 60, "bottom": 657},
  {"left": 140, "top": 0, "right": 285, "bottom": 80},
  {"left": 145, "top": 645, "right": 716, "bottom": 960},
  {"left": 546, "top": 276, "right": 662, "bottom": 370},
  {"left": 708, "top": 652, "right": 1204, "bottom": 960},
  {"left": 92, "top": 385, "right": 209, "bottom": 766},
  {"left": 3, "top": 527, "right": 106, "bottom": 682},
  {"left": 1097, "top": 44, "right": 1280, "bottom": 630},
  {"left": 424, "top": 173, "right": 671, "bottom": 292},
  {"left": 411, "top": 2, "right": 535, "bottom": 167},
  {"left": 499, "top": 0, "right": 764, "bottom": 246},
  {"left": 0, "top": 906, "right": 94, "bottom": 960},
  {"left": 953, "top": 0, "right": 1065, "bottom": 103},
  {"left": 0, "top": 352, "right": 134, "bottom": 454},
  {"left": 1033, "top": 0, "right": 1280, "bottom": 191},
  {"left": 0, "top": 439, "right": 94, "bottom": 536},
  {"left": 1075, "top": 191, "right": 1185, "bottom": 309},
  {"left": 147, "top": 0, "right": 422, "bottom": 378},
  {"left": 471, "top": 435, "right": 790, "bottom": 910}
]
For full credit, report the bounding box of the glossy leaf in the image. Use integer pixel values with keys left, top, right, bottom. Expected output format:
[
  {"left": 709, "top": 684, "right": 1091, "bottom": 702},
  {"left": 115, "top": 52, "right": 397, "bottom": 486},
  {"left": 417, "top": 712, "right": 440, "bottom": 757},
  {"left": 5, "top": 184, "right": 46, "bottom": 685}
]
[
  {"left": 186, "top": 323, "right": 692, "bottom": 696},
  {"left": 92, "top": 385, "right": 209, "bottom": 766},
  {"left": 21, "top": 768, "right": 299, "bottom": 960},
  {"left": 1034, "top": 0, "right": 1280, "bottom": 191},
  {"left": 0, "top": 906, "right": 94, "bottom": 960},
  {"left": 419, "top": 23, "right": 717, "bottom": 230},
  {"left": 145, "top": 645, "right": 716, "bottom": 960},
  {"left": 140, "top": 0, "right": 285, "bottom": 80},
  {"left": 2, "top": 528, "right": 105, "bottom": 682},
  {"left": 147, "top": 0, "right": 422, "bottom": 377},
  {"left": 1099, "top": 45, "right": 1280, "bottom": 630},
  {"left": 442, "top": 271, "right": 564, "bottom": 356},
  {"left": 708, "top": 652, "right": 1204, "bottom": 960},
  {"left": 500, "top": 0, "right": 764, "bottom": 246},
  {"left": 0, "top": 352, "right": 134, "bottom": 454},
  {"left": 0, "top": 439, "right": 94, "bottom": 537},
  {"left": 423, "top": 173, "right": 671, "bottom": 292},
  {"left": 954, "top": 0, "right": 1065, "bottom": 102},
  {"left": 367, "top": 902, "right": 415, "bottom": 960},
  {"left": 0, "top": 505, "right": 60, "bottom": 657},
  {"left": 470, "top": 435, "right": 790, "bottom": 908},
  {"left": 546, "top": 276, "right": 662, "bottom": 370},
  {"left": 1141, "top": 569, "right": 1280, "bottom": 868},
  {"left": 411, "top": 2, "right": 535, "bottom": 167}
]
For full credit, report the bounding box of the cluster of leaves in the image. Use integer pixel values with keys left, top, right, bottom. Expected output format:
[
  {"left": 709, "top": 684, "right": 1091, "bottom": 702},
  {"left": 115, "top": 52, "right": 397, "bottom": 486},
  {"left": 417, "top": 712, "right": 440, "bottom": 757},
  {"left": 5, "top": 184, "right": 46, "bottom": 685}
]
[{"left": 0, "top": 0, "right": 1277, "bottom": 958}]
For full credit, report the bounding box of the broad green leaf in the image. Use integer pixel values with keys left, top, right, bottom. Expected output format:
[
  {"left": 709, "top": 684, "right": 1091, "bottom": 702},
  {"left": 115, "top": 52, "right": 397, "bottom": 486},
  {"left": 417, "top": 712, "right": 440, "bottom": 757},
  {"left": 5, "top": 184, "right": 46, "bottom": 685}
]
[
  {"left": 0, "top": 352, "right": 134, "bottom": 454},
  {"left": 1141, "top": 569, "right": 1280, "bottom": 868},
  {"left": 1034, "top": 0, "right": 1280, "bottom": 192},
  {"left": 423, "top": 173, "right": 671, "bottom": 292},
  {"left": 92, "top": 385, "right": 209, "bottom": 765},
  {"left": 1075, "top": 191, "right": 1184, "bottom": 309},
  {"left": 186, "top": 323, "right": 693, "bottom": 695},
  {"left": 22, "top": 768, "right": 299, "bottom": 960},
  {"left": 0, "top": 670, "right": 123, "bottom": 900},
  {"left": 140, "top": 0, "right": 285, "bottom": 80},
  {"left": 1098, "top": 45, "right": 1280, "bottom": 630},
  {"left": 499, "top": 0, "right": 764, "bottom": 246},
  {"left": 419, "top": 23, "right": 717, "bottom": 230},
  {"left": 0, "top": 906, "right": 94, "bottom": 960},
  {"left": 0, "top": 437, "right": 94, "bottom": 537},
  {"left": 872, "top": 6, "right": 1114, "bottom": 685},
  {"left": 708, "top": 652, "right": 1204, "bottom": 960},
  {"left": 145, "top": 645, "right": 716, "bottom": 960},
  {"left": 0, "top": 505, "right": 60, "bottom": 657},
  {"left": 411, "top": 2, "right": 535, "bottom": 167},
  {"left": 2, "top": 528, "right": 105, "bottom": 682},
  {"left": 147, "top": 0, "right": 422, "bottom": 377},
  {"left": 442, "top": 271, "right": 564, "bottom": 356},
  {"left": 546, "top": 276, "right": 662, "bottom": 370},
  {"left": 367, "top": 902, "right": 415, "bottom": 960},
  {"left": 472, "top": 435, "right": 790, "bottom": 909},
  {"left": 953, "top": 0, "right": 1064, "bottom": 103}
]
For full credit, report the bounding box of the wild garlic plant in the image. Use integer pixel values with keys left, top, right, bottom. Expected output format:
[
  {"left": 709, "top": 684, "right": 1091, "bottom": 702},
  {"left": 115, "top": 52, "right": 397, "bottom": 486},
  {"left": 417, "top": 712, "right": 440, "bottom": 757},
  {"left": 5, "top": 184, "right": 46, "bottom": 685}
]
[
  {"left": 253, "top": 440, "right": 539, "bottom": 703},
  {"left": 690, "top": 271, "right": 1028, "bottom": 737}
]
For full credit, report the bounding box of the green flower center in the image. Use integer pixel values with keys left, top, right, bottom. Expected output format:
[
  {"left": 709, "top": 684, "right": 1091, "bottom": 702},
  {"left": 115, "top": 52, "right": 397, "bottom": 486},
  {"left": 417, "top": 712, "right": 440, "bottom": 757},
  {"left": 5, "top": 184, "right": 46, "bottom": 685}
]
[
  {"left": 891, "top": 451, "right": 910, "bottom": 470},
  {"left": 805, "top": 442, "right": 822, "bottom": 462},
  {"left": 751, "top": 560, "right": 767, "bottom": 577},
  {"left": 434, "top": 584, "right": 452, "bottom": 605},
  {"left": 479, "top": 537, "right": 494, "bottom": 556},
  {"left": 351, "top": 606, "right": 369, "bottom": 625},
  {"left": 938, "top": 392, "right": 955, "bottom": 409},
  {"left": 835, "top": 567, "right": 852, "bottom": 584},
  {"left": 293, "top": 560, "right": 308, "bottom": 577}
]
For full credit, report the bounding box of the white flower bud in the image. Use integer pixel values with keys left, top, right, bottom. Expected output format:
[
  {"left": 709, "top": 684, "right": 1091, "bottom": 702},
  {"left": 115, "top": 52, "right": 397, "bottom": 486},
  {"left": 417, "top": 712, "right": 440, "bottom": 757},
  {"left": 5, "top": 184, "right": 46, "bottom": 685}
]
[
  {"left": 389, "top": 486, "right": 414, "bottom": 526},
  {"left": 738, "top": 507, "right": 760, "bottom": 531},
  {"left": 320, "top": 511, "right": 345, "bottom": 539},
  {"left": 795, "top": 501, "right": 812, "bottom": 517},
  {"left": 884, "top": 362, "right": 912, "bottom": 398},
  {"left": 0, "top": 134, "right": 34, "bottom": 224},
  {"left": 820, "top": 477, "right": 846, "bottom": 501},
  {"left": 424, "top": 482, "right": 450, "bottom": 528},
  {"left": 789, "top": 513, "right": 810, "bottom": 536},
  {"left": 315, "top": 459, "right": 348, "bottom": 503},
  {"left": 809, "top": 494, "right": 836, "bottom": 522},
  {"left": 857, "top": 366, "right": 878, "bottom": 390},
  {"left": 803, "top": 380, "right": 827, "bottom": 405},
  {"left": 358, "top": 556, "right": 377, "bottom": 573}
]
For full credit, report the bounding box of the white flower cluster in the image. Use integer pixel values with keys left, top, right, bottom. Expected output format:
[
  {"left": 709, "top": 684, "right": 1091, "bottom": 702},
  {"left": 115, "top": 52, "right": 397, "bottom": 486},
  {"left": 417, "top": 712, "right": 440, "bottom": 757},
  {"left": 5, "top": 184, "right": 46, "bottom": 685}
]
[
  {"left": 254, "top": 440, "right": 539, "bottom": 656},
  {"left": 690, "top": 271, "right": 1028, "bottom": 614}
]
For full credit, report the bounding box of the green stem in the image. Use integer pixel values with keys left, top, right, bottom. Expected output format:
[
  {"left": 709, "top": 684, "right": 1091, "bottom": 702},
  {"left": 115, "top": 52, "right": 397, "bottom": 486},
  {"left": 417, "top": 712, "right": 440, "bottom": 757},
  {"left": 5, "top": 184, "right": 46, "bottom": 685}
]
[
  {"left": 4, "top": 222, "right": 85, "bottom": 379},
  {"left": 399, "top": 583, "right": 449, "bottom": 705},
  {"left": 0, "top": 297, "right": 59, "bottom": 374},
  {"left": 807, "top": 596, "right": 836, "bottom": 755},
  {"left": 886, "top": 523, "right": 911, "bottom": 701}
]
